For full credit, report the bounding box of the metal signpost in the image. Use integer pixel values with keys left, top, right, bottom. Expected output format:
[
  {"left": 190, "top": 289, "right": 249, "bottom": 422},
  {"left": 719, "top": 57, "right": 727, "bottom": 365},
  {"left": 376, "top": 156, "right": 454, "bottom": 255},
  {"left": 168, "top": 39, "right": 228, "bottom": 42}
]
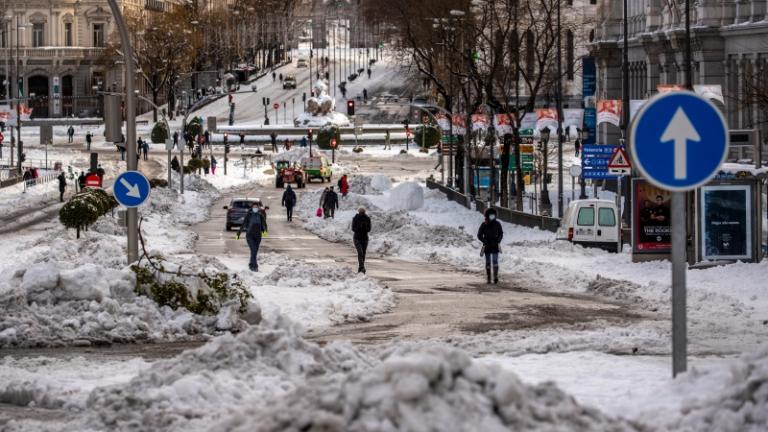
[
  {"left": 608, "top": 146, "right": 631, "bottom": 254},
  {"left": 630, "top": 91, "right": 728, "bottom": 377},
  {"left": 165, "top": 139, "right": 174, "bottom": 188},
  {"left": 114, "top": 171, "right": 151, "bottom": 209}
]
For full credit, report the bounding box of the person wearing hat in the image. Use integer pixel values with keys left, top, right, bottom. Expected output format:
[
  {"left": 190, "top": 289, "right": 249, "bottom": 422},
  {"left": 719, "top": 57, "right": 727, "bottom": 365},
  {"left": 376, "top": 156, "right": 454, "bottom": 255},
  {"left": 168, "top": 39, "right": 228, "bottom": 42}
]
[
  {"left": 351, "top": 206, "right": 372, "bottom": 273},
  {"left": 477, "top": 207, "right": 504, "bottom": 284}
]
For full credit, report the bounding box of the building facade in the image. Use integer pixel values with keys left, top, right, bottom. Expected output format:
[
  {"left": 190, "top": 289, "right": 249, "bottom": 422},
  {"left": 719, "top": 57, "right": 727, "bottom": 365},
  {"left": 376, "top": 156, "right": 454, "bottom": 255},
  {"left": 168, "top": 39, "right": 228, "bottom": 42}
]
[
  {"left": 0, "top": 0, "right": 181, "bottom": 118},
  {"left": 590, "top": 0, "right": 768, "bottom": 140}
]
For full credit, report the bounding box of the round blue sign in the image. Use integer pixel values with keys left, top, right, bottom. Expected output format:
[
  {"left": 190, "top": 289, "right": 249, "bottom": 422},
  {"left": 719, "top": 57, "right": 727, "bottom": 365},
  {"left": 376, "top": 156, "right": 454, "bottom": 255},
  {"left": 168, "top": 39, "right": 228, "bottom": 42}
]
[
  {"left": 630, "top": 91, "right": 728, "bottom": 192},
  {"left": 113, "top": 171, "right": 151, "bottom": 208}
]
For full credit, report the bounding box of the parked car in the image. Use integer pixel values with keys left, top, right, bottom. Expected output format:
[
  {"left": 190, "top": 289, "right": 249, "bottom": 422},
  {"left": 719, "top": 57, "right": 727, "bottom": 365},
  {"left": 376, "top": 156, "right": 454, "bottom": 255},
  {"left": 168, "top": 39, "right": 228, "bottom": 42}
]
[
  {"left": 283, "top": 74, "right": 297, "bottom": 89},
  {"left": 302, "top": 156, "right": 333, "bottom": 183},
  {"left": 223, "top": 197, "right": 261, "bottom": 231},
  {"left": 556, "top": 199, "right": 621, "bottom": 253}
]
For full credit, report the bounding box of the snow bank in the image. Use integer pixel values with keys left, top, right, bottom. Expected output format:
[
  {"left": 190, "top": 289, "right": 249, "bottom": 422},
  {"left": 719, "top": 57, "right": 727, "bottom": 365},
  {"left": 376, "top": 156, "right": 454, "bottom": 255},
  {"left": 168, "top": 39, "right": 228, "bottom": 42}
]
[
  {"left": 246, "top": 254, "right": 396, "bottom": 329},
  {"left": 389, "top": 181, "right": 424, "bottom": 211},
  {"left": 370, "top": 174, "right": 392, "bottom": 192},
  {"left": 43, "top": 318, "right": 633, "bottom": 432},
  {"left": 658, "top": 350, "right": 768, "bottom": 432}
]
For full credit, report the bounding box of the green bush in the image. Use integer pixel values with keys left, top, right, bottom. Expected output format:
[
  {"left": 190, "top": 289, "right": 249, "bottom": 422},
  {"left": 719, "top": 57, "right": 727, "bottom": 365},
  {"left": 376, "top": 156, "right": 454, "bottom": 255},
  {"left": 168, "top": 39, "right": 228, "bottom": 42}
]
[
  {"left": 149, "top": 178, "right": 169, "bottom": 188},
  {"left": 413, "top": 125, "right": 441, "bottom": 148},
  {"left": 201, "top": 159, "right": 211, "bottom": 170},
  {"left": 59, "top": 188, "right": 118, "bottom": 238},
  {"left": 151, "top": 122, "right": 169, "bottom": 144},
  {"left": 131, "top": 258, "right": 252, "bottom": 315},
  {"left": 187, "top": 158, "right": 203, "bottom": 171},
  {"left": 186, "top": 117, "right": 202, "bottom": 137},
  {"left": 317, "top": 125, "right": 341, "bottom": 150},
  {"left": 183, "top": 165, "right": 193, "bottom": 175}
]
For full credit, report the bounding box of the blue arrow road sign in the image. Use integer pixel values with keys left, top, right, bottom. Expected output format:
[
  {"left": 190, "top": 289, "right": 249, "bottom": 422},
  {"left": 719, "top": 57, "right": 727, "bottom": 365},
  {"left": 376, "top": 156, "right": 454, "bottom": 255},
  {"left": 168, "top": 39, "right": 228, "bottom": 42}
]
[
  {"left": 114, "top": 171, "right": 151, "bottom": 208},
  {"left": 630, "top": 91, "right": 728, "bottom": 191}
]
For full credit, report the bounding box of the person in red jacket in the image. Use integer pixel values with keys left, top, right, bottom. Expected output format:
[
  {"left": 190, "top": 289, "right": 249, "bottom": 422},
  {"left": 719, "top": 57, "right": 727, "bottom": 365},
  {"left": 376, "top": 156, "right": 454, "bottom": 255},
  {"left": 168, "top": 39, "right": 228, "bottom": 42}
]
[{"left": 338, "top": 174, "right": 350, "bottom": 198}]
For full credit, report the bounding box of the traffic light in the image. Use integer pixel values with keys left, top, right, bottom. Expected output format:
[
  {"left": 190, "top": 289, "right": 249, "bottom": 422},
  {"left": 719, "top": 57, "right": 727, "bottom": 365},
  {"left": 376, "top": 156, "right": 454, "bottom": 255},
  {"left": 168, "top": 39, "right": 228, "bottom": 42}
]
[
  {"left": 307, "top": 129, "right": 313, "bottom": 140},
  {"left": 347, "top": 100, "right": 355, "bottom": 116}
]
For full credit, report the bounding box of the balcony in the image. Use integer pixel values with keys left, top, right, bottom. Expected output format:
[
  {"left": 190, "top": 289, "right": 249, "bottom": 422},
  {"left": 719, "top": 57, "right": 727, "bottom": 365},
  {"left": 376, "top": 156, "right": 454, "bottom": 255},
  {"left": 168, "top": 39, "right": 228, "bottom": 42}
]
[
  {"left": 145, "top": 0, "right": 166, "bottom": 12},
  {"left": 0, "top": 47, "right": 105, "bottom": 60}
]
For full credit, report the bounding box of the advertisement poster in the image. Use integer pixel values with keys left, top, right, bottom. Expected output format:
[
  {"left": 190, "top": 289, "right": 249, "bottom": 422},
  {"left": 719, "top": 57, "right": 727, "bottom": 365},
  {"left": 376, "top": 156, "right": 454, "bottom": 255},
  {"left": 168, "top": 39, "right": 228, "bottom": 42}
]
[
  {"left": 519, "top": 112, "right": 537, "bottom": 132},
  {"left": 494, "top": 113, "right": 516, "bottom": 135},
  {"left": 535, "top": 108, "right": 558, "bottom": 132},
  {"left": 471, "top": 114, "right": 489, "bottom": 131},
  {"left": 700, "top": 185, "right": 752, "bottom": 261},
  {"left": 563, "top": 108, "right": 584, "bottom": 139},
  {"left": 597, "top": 100, "right": 622, "bottom": 127},
  {"left": 451, "top": 115, "right": 466, "bottom": 135},
  {"left": 657, "top": 84, "right": 684, "bottom": 94},
  {"left": 582, "top": 57, "right": 597, "bottom": 145},
  {"left": 633, "top": 179, "right": 672, "bottom": 253}
]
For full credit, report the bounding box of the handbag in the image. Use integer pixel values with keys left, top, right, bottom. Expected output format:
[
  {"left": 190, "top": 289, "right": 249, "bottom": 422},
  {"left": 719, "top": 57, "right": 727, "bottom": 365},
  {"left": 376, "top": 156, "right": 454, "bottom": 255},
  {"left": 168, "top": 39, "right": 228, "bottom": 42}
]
[{"left": 316, "top": 208, "right": 323, "bottom": 217}]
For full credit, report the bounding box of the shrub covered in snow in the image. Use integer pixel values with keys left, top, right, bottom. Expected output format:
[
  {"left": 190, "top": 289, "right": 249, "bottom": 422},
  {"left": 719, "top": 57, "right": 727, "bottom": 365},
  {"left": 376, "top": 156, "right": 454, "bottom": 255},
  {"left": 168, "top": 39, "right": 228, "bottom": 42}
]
[
  {"left": 59, "top": 188, "right": 118, "bottom": 238},
  {"left": 151, "top": 121, "right": 169, "bottom": 143}
]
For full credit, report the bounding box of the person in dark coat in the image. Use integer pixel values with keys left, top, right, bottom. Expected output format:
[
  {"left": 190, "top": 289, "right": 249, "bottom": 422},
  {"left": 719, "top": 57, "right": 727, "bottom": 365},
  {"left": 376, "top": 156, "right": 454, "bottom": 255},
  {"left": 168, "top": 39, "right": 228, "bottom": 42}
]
[
  {"left": 96, "top": 164, "right": 105, "bottom": 178},
  {"left": 67, "top": 126, "right": 75, "bottom": 143},
  {"left": 237, "top": 202, "right": 268, "bottom": 272},
  {"left": 57, "top": 172, "right": 66, "bottom": 202},
  {"left": 282, "top": 185, "right": 297, "bottom": 222},
  {"left": 322, "top": 186, "right": 339, "bottom": 219},
  {"left": 85, "top": 131, "right": 92, "bottom": 150},
  {"left": 477, "top": 207, "right": 504, "bottom": 284},
  {"left": 77, "top": 172, "right": 86, "bottom": 191},
  {"left": 171, "top": 156, "right": 180, "bottom": 172},
  {"left": 351, "top": 206, "right": 372, "bottom": 273},
  {"left": 173, "top": 131, "right": 179, "bottom": 148}
]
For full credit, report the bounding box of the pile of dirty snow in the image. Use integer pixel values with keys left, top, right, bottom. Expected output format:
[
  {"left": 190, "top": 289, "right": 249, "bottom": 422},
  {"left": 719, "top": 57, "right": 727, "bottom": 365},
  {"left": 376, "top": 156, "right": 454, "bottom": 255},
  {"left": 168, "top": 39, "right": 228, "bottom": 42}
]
[
  {"left": 389, "top": 181, "right": 424, "bottom": 211},
  {"left": 657, "top": 350, "right": 768, "bottom": 432},
  {"left": 348, "top": 174, "right": 392, "bottom": 195}
]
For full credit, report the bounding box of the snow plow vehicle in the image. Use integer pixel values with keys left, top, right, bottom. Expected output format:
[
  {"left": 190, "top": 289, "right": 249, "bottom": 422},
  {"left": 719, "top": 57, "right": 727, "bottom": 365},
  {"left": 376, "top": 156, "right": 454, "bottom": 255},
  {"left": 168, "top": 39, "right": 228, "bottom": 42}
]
[
  {"left": 274, "top": 160, "right": 305, "bottom": 188},
  {"left": 302, "top": 155, "right": 333, "bottom": 183}
]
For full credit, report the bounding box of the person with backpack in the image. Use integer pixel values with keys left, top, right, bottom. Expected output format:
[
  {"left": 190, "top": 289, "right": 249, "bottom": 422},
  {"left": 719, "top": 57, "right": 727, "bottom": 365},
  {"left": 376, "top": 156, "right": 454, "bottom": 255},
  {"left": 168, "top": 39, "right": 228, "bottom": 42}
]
[
  {"left": 351, "top": 206, "right": 372, "bottom": 273},
  {"left": 477, "top": 208, "right": 504, "bottom": 284},
  {"left": 237, "top": 202, "right": 268, "bottom": 272},
  {"left": 282, "top": 185, "right": 297, "bottom": 222},
  {"left": 322, "top": 186, "right": 339, "bottom": 219},
  {"left": 67, "top": 126, "right": 75, "bottom": 143},
  {"left": 338, "top": 174, "right": 349, "bottom": 198}
]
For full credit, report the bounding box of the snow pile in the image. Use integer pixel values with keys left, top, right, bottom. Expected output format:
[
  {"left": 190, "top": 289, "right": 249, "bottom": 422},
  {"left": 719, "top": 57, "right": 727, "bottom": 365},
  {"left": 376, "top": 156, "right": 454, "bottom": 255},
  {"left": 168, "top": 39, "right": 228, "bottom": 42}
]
[
  {"left": 659, "top": 350, "right": 768, "bottom": 432},
  {"left": 349, "top": 174, "right": 392, "bottom": 195},
  {"left": 273, "top": 146, "right": 314, "bottom": 163},
  {"left": 81, "top": 316, "right": 370, "bottom": 432},
  {"left": 370, "top": 174, "right": 393, "bottom": 192},
  {"left": 389, "top": 181, "right": 424, "bottom": 211},
  {"left": 248, "top": 254, "right": 396, "bottom": 328},
  {"left": 218, "top": 345, "right": 636, "bottom": 432}
]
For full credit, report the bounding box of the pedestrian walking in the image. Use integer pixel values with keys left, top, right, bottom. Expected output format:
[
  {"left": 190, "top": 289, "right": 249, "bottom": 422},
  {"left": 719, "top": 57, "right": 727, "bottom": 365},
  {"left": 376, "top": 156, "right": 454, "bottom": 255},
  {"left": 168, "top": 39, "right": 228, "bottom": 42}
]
[
  {"left": 318, "top": 187, "right": 328, "bottom": 216},
  {"left": 338, "top": 174, "right": 349, "bottom": 198},
  {"left": 96, "top": 164, "right": 105, "bottom": 178},
  {"left": 239, "top": 133, "right": 245, "bottom": 148},
  {"left": 57, "top": 171, "right": 67, "bottom": 202},
  {"left": 210, "top": 156, "right": 217, "bottom": 175},
  {"left": 300, "top": 136, "right": 307, "bottom": 148},
  {"left": 270, "top": 132, "right": 278, "bottom": 153},
  {"left": 352, "top": 206, "right": 371, "bottom": 273},
  {"left": 171, "top": 155, "right": 180, "bottom": 172},
  {"left": 77, "top": 172, "right": 85, "bottom": 191},
  {"left": 363, "top": 88, "right": 368, "bottom": 102},
  {"left": 204, "top": 130, "right": 210, "bottom": 148},
  {"left": 282, "top": 185, "right": 297, "bottom": 222},
  {"left": 142, "top": 140, "right": 149, "bottom": 160},
  {"left": 384, "top": 130, "right": 391, "bottom": 150},
  {"left": 173, "top": 131, "right": 179, "bottom": 148},
  {"left": 85, "top": 131, "right": 92, "bottom": 150},
  {"left": 574, "top": 137, "right": 581, "bottom": 157},
  {"left": 272, "top": 71, "right": 276, "bottom": 82},
  {"left": 279, "top": 73, "right": 283, "bottom": 82},
  {"left": 118, "top": 144, "right": 126, "bottom": 161},
  {"left": 67, "top": 126, "right": 75, "bottom": 143},
  {"left": 322, "top": 186, "right": 339, "bottom": 219},
  {"left": 203, "top": 156, "right": 210, "bottom": 175},
  {"left": 236, "top": 202, "right": 268, "bottom": 272},
  {"left": 477, "top": 208, "right": 504, "bottom": 284}
]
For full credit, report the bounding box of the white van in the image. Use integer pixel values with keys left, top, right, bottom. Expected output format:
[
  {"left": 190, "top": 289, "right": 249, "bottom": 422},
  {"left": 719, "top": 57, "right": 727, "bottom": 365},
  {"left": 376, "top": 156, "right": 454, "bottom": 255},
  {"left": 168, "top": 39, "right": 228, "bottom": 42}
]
[{"left": 556, "top": 199, "right": 621, "bottom": 253}]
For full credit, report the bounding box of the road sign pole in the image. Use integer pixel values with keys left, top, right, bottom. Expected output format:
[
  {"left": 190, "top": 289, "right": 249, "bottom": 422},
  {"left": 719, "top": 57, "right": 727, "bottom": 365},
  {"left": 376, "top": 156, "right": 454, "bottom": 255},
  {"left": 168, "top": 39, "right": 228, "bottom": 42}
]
[
  {"left": 671, "top": 190, "right": 687, "bottom": 377},
  {"left": 617, "top": 175, "right": 622, "bottom": 253},
  {"left": 106, "top": 0, "right": 137, "bottom": 264}
]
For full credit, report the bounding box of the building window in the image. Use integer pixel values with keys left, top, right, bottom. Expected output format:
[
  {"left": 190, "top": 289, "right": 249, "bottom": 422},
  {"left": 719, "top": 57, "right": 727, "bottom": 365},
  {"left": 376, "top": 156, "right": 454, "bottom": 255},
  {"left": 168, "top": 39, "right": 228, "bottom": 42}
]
[
  {"left": 64, "top": 22, "right": 73, "bottom": 47},
  {"left": 32, "top": 23, "right": 44, "bottom": 47},
  {"left": 93, "top": 24, "right": 105, "bottom": 48},
  {"left": 566, "top": 30, "right": 574, "bottom": 80}
]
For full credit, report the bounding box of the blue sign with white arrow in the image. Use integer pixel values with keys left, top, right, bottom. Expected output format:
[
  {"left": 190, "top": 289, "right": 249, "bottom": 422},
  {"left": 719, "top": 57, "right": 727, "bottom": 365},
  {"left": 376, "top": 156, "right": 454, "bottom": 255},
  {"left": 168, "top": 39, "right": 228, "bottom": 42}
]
[
  {"left": 581, "top": 144, "right": 618, "bottom": 179},
  {"left": 113, "top": 171, "right": 151, "bottom": 208},
  {"left": 630, "top": 91, "right": 728, "bottom": 191}
]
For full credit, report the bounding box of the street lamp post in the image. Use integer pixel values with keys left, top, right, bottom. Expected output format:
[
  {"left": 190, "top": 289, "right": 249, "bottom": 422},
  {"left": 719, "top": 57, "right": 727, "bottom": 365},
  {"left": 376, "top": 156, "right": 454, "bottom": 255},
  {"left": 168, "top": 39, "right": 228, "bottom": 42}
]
[
  {"left": 556, "top": 1, "right": 564, "bottom": 218},
  {"left": 540, "top": 127, "right": 551, "bottom": 214}
]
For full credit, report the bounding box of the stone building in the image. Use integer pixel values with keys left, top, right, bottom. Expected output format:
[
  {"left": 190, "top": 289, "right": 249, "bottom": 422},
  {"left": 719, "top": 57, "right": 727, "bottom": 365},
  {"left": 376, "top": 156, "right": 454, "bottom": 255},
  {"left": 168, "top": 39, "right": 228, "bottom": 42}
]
[
  {"left": 0, "top": 0, "right": 179, "bottom": 118},
  {"left": 590, "top": 0, "right": 768, "bottom": 140}
]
